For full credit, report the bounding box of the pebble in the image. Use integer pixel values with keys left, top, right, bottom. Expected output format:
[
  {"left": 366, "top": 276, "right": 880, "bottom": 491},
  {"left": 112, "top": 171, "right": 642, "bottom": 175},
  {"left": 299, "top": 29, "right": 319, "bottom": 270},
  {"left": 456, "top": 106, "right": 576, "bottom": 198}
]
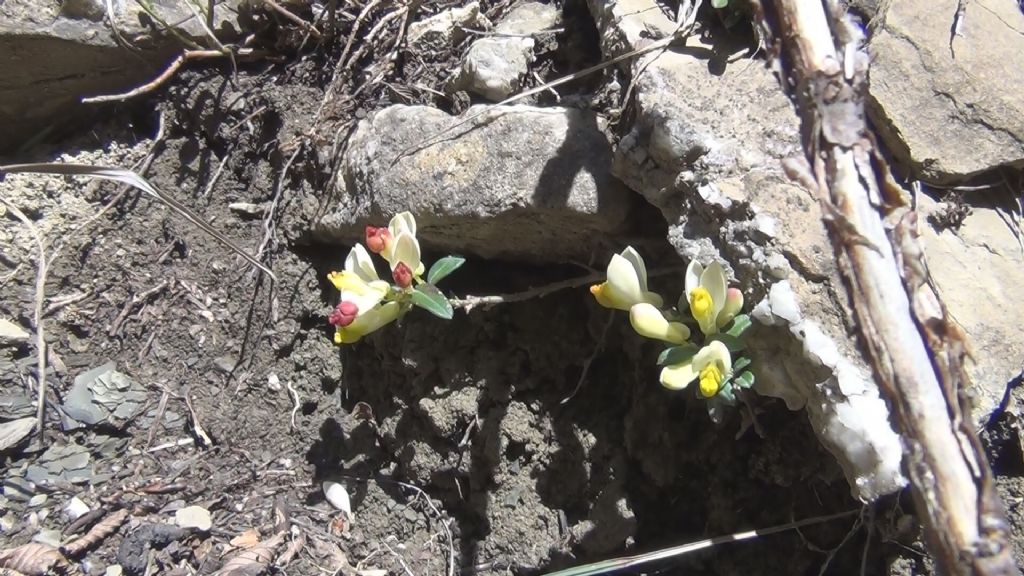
[
  {"left": 65, "top": 496, "right": 91, "bottom": 520},
  {"left": 28, "top": 493, "right": 48, "bottom": 507},
  {"left": 32, "top": 528, "right": 62, "bottom": 547},
  {"left": 175, "top": 505, "right": 212, "bottom": 531}
]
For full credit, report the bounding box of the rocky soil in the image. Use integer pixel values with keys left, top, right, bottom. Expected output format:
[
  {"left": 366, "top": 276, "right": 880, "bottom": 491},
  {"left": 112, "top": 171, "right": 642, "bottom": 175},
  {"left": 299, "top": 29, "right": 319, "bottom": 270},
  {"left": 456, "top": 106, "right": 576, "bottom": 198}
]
[{"left": 1, "top": 1, "right": 1023, "bottom": 575}]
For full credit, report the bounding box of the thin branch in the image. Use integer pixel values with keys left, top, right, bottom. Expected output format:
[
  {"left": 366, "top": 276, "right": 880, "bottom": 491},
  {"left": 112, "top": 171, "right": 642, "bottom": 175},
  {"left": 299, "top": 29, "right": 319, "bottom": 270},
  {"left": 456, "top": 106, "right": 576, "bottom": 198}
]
[{"left": 0, "top": 200, "right": 49, "bottom": 441}]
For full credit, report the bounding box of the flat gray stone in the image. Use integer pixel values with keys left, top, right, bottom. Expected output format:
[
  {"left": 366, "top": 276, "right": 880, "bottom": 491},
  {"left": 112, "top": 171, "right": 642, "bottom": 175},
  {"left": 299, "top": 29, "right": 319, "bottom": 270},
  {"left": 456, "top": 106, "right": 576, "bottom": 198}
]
[
  {"left": 868, "top": 1, "right": 1024, "bottom": 181},
  {"left": 320, "top": 104, "right": 635, "bottom": 262}
]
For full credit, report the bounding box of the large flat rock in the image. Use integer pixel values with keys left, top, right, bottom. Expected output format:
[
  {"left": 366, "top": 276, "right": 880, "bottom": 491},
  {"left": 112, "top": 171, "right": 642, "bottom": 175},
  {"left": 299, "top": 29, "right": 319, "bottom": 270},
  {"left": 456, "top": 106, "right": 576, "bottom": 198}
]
[
  {"left": 868, "top": 0, "right": 1024, "bottom": 182},
  {"left": 318, "top": 104, "right": 635, "bottom": 261}
]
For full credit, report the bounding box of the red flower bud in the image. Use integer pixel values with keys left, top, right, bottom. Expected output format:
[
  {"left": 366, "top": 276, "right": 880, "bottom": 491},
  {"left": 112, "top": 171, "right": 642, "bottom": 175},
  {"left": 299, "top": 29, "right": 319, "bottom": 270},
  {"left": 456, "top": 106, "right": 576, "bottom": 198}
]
[
  {"left": 392, "top": 262, "right": 413, "bottom": 289},
  {"left": 365, "top": 226, "right": 391, "bottom": 254},
  {"left": 329, "top": 301, "right": 359, "bottom": 327}
]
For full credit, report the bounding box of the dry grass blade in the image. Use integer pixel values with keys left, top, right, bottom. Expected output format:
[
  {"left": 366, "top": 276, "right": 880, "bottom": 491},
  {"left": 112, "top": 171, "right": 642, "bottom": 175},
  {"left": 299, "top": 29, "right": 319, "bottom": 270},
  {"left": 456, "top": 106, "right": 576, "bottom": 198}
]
[
  {"left": 61, "top": 509, "right": 130, "bottom": 557},
  {"left": 0, "top": 543, "right": 73, "bottom": 576},
  {"left": 0, "top": 163, "right": 276, "bottom": 282},
  {"left": 214, "top": 531, "right": 286, "bottom": 576}
]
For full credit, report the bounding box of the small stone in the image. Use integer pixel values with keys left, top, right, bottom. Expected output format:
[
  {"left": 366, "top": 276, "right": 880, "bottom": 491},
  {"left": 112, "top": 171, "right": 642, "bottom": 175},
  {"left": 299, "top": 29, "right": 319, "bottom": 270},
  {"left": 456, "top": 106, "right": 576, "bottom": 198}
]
[
  {"left": 65, "top": 496, "right": 90, "bottom": 520},
  {"left": 28, "top": 494, "right": 48, "bottom": 507},
  {"left": 175, "top": 505, "right": 212, "bottom": 531},
  {"left": 267, "top": 373, "right": 282, "bottom": 392},
  {"left": 0, "top": 417, "right": 35, "bottom": 451},
  {"left": 32, "top": 528, "right": 62, "bottom": 547},
  {"left": 228, "top": 202, "right": 268, "bottom": 218},
  {"left": 105, "top": 565, "right": 124, "bottom": 576},
  {"left": 0, "top": 318, "right": 30, "bottom": 347},
  {"left": 214, "top": 355, "right": 237, "bottom": 374},
  {"left": 3, "top": 476, "right": 35, "bottom": 501}
]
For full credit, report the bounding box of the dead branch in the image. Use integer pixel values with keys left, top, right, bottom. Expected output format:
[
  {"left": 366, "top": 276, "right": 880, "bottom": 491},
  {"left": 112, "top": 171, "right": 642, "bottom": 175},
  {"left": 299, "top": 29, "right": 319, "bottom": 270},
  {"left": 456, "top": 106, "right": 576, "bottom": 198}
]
[
  {"left": 0, "top": 200, "right": 49, "bottom": 442},
  {"left": 759, "top": 1, "right": 1017, "bottom": 574},
  {"left": 81, "top": 49, "right": 260, "bottom": 104}
]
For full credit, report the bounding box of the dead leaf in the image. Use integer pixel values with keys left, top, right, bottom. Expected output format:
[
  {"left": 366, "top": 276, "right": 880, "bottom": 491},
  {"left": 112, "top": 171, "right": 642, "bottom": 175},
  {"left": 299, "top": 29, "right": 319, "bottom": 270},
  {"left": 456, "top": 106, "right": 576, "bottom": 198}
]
[
  {"left": 0, "top": 543, "right": 73, "bottom": 575},
  {"left": 61, "top": 508, "right": 129, "bottom": 557},
  {"left": 213, "top": 532, "right": 285, "bottom": 576},
  {"left": 229, "top": 529, "right": 262, "bottom": 549}
]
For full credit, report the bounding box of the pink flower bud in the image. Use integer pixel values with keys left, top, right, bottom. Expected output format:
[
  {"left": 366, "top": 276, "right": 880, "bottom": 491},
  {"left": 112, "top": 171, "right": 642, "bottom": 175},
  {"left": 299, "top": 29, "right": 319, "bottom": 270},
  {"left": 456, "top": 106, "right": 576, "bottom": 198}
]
[
  {"left": 392, "top": 262, "right": 413, "bottom": 288},
  {"left": 365, "top": 226, "right": 391, "bottom": 254},
  {"left": 329, "top": 301, "right": 359, "bottom": 327}
]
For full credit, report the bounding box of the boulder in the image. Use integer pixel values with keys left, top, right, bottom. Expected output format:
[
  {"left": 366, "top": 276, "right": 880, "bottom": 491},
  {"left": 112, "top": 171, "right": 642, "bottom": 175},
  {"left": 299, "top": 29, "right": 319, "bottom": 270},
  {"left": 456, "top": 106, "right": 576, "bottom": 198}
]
[
  {"left": 319, "top": 104, "right": 635, "bottom": 262},
  {"left": 868, "top": 0, "right": 1024, "bottom": 182},
  {"left": 0, "top": 0, "right": 241, "bottom": 153}
]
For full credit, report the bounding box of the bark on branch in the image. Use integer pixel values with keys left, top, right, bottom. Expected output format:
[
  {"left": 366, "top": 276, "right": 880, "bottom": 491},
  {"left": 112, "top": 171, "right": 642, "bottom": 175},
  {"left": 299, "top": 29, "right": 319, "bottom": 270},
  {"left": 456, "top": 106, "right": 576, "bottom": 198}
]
[{"left": 755, "top": 1, "right": 1017, "bottom": 574}]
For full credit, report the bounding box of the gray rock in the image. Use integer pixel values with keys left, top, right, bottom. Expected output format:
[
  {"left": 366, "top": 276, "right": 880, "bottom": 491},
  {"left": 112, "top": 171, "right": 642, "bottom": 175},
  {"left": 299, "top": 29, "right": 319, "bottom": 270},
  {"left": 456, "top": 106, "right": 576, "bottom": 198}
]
[
  {"left": 3, "top": 476, "right": 35, "bottom": 502},
  {"left": 60, "top": 362, "right": 146, "bottom": 430},
  {"left": 868, "top": 0, "right": 1024, "bottom": 181},
  {"left": 0, "top": 319, "right": 30, "bottom": 347},
  {"left": 0, "top": 0, "right": 242, "bottom": 153},
  {"left": 454, "top": 2, "right": 560, "bottom": 101},
  {"left": 407, "top": 1, "right": 489, "bottom": 52},
  {"left": 320, "top": 104, "right": 635, "bottom": 262}
]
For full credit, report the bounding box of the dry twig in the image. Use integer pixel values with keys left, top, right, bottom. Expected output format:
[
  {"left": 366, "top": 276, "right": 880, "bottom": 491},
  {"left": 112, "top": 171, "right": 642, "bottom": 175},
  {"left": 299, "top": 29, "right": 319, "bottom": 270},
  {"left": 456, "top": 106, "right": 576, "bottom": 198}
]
[
  {"left": 0, "top": 201, "right": 49, "bottom": 441},
  {"left": 758, "top": 1, "right": 1015, "bottom": 573},
  {"left": 61, "top": 509, "right": 129, "bottom": 557}
]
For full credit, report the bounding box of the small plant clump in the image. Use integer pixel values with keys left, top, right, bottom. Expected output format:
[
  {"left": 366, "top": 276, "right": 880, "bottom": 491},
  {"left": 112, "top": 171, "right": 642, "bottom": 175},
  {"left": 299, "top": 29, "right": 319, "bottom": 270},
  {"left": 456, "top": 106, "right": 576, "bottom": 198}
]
[
  {"left": 590, "top": 247, "right": 754, "bottom": 421},
  {"left": 327, "top": 212, "right": 464, "bottom": 344}
]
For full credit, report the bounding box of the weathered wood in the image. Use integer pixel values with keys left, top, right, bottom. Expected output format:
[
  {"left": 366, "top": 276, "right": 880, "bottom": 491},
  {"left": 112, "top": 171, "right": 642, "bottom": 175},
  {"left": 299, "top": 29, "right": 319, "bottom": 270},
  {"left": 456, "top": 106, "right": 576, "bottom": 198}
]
[{"left": 756, "top": 1, "right": 1018, "bottom": 574}]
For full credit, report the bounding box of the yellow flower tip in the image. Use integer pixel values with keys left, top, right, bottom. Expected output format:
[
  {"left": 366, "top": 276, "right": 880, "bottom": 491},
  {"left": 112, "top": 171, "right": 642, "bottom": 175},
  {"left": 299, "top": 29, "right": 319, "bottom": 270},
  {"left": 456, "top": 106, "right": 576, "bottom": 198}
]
[
  {"left": 333, "top": 329, "right": 343, "bottom": 345},
  {"left": 327, "top": 271, "right": 344, "bottom": 290},
  {"left": 690, "top": 286, "right": 713, "bottom": 317},
  {"left": 590, "top": 283, "right": 616, "bottom": 309},
  {"left": 698, "top": 364, "right": 724, "bottom": 398}
]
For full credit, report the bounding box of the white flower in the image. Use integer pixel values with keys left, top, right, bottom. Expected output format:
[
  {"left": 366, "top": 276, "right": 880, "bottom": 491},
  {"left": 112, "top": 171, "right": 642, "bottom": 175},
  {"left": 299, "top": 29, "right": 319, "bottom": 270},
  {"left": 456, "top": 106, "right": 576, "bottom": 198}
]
[
  {"left": 629, "top": 303, "right": 690, "bottom": 344},
  {"left": 590, "top": 247, "right": 664, "bottom": 311},
  {"left": 682, "top": 261, "right": 727, "bottom": 335},
  {"left": 660, "top": 340, "right": 732, "bottom": 397},
  {"left": 345, "top": 243, "right": 379, "bottom": 283},
  {"left": 381, "top": 211, "right": 424, "bottom": 277},
  {"left": 327, "top": 251, "right": 399, "bottom": 344}
]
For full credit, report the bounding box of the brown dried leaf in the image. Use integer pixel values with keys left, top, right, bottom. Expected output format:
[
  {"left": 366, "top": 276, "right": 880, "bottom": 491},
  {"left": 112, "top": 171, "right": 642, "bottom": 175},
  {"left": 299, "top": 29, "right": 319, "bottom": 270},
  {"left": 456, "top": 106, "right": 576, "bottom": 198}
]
[
  {"left": 213, "top": 532, "right": 285, "bottom": 576},
  {"left": 229, "top": 529, "right": 262, "bottom": 549},
  {"left": 61, "top": 509, "right": 129, "bottom": 557},
  {"left": 0, "top": 543, "right": 73, "bottom": 575}
]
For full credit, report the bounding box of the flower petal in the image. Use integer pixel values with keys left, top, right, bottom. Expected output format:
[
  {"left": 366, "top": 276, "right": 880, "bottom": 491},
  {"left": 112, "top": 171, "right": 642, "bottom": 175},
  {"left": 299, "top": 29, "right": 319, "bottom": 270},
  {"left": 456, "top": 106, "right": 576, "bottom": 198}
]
[
  {"left": 336, "top": 301, "right": 400, "bottom": 343},
  {"left": 606, "top": 253, "right": 643, "bottom": 308},
  {"left": 345, "top": 244, "right": 379, "bottom": 283},
  {"left": 697, "top": 340, "right": 732, "bottom": 373},
  {"left": 389, "top": 211, "right": 417, "bottom": 238},
  {"left": 701, "top": 262, "right": 728, "bottom": 320},
  {"left": 619, "top": 246, "right": 649, "bottom": 292},
  {"left": 332, "top": 271, "right": 388, "bottom": 311},
  {"left": 392, "top": 233, "right": 422, "bottom": 275},
  {"left": 629, "top": 303, "right": 690, "bottom": 344},
  {"left": 660, "top": 361, "right": 698, "bottom": 390},
  {"left": 684, "top": 261, "right": 703, "bottom": 302},
  {"left": 716, "top": 287, "right": 744, "bottom": 327}
]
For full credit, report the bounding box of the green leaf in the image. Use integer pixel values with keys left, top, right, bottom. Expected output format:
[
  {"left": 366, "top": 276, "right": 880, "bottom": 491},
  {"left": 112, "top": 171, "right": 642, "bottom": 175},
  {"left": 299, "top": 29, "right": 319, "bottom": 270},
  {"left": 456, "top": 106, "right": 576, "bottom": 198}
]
[
  {"left": 734, "top": 371, "right": 755, "bottom": 389},
  {"left": 657, "top": 344, "right": 699, "bottom": 367},
  {"left": 709, "top": 332, "right": 745, "bottom": 353},
  {"left": 410, "top": 283, "right": 454, "bottom": 320},
  {"left": 711, "top": 0, "right": 728, "bottom": 8},
  {"left": 726, "top": 314, "right": 752, "bottom": 338},
  {"left": 427, "top": 256, "right": 465, "bottom": 285},
  {"left": 731, "top": 356, "right": 751, "bottom": 372}
]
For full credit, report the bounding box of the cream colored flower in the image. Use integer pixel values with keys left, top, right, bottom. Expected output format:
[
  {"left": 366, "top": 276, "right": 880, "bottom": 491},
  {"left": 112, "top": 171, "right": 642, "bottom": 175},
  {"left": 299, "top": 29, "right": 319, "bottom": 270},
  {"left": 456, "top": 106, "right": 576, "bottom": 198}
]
[
  {"left": 381, "top": 211, "right": 425, "bottom": 277},
  {"left": 629, "top": 303, "right": 690, "bottom": 344},
  {"left": 327, "top": 254, "right": 399, "bottom": 344},
  {"left": 590, "top": 247, "right": 664, "bottom": 311},
  {"left": 660, "top": 340, "right": 732, "bottom": 397},
  {"left": 682, "top": 261, "right": 728, "bottom": 335}
]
